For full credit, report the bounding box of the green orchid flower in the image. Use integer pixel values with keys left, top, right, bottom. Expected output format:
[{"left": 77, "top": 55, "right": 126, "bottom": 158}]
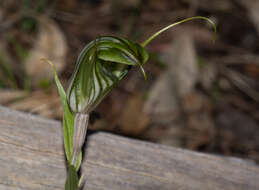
[
  {"left": 67, "top": 36, "right": 148, "bottom": 114},
  {"left": 47, "top": 16, "right": 216, "bottom": 190}
]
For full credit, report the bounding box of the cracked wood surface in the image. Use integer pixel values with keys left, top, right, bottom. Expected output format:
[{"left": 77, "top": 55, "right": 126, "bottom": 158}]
[{"left": 0, "top": 106, "right": 259, "bottom": 190}]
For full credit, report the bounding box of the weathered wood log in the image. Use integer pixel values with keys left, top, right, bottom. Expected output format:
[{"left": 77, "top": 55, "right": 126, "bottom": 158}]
[{"left": 0, "top": 106, "right": 258, "bottom": 190}]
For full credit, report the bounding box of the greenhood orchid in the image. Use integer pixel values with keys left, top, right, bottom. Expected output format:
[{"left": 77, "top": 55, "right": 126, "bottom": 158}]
[{"left": 47, "top": 16, "right": 216, "bottom": 190}]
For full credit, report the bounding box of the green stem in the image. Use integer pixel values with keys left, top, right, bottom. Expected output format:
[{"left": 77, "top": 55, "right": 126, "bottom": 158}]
[
  {"left": 141, "top": 16, "right": 216, "bottom": 47},
  {"left": 65, "top": 164, "right": 79, "bottom": 190}
]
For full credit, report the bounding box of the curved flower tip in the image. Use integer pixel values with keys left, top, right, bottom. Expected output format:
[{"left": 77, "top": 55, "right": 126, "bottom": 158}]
[{"left": 141, "top": 16, "right": 217, "bottom": 47}]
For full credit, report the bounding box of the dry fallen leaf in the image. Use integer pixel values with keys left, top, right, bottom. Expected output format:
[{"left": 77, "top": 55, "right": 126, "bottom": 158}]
[
  {"left": 238, "top": 0, "right": 259, "bottom": 33},
  {"left": 0, "top": 90, "right": 28, "bottom": 105},
  {"left": 116, "top": 94, "right": 149, "bottom": 135},
  {"left": 145, "top": 32, "right": 198, "bottom": 117},
  {"left": 7, "top": 88, "right": 63, "bottom": 119},
  {"left": 25, "top": 16, "right": 67, "bottom": 86}
]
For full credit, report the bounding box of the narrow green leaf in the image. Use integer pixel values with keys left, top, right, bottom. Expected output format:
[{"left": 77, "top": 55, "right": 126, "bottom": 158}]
[
  {"left": 43, "top": 59, "right": 75, "bottom": 164},
  {"left": 63, "top": 115, "right": 74, "bottom": 163},
  {"left": 65, "top": 165, "right": 79, "bottom": 190},
  {"left": 78, "top": 174, "right": 85, "bottom": 189},
  {"left": 75, "top": 151, "right": 82, "bottom": 171}
]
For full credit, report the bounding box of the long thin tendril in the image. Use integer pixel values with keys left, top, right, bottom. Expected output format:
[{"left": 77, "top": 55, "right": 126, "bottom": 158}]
[{"left": 141, "top": 16, "right": 216, "bottom": 47}]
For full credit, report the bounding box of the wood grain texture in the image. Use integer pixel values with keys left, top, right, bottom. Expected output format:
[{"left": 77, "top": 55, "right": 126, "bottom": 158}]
[{"left": 0, "top": 106, "right": 258, "bottom": 190}]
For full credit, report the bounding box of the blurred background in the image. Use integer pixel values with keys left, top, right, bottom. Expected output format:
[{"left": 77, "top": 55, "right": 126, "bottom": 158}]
[{"left": 1, "top": 0, "right": 259, "bottom": 163}]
